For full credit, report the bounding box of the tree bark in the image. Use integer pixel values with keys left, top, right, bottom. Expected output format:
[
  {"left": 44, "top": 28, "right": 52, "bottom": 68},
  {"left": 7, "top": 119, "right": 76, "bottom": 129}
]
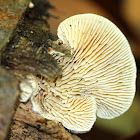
[{"left": 0, "top": 0, "right": 80, "bottom": 139}]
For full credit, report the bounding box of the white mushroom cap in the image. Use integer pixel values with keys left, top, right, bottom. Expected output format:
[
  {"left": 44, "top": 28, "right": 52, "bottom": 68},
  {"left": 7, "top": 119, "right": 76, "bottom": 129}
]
[{"left": 57, "top": 13, "right": 136, "bottom": 119}]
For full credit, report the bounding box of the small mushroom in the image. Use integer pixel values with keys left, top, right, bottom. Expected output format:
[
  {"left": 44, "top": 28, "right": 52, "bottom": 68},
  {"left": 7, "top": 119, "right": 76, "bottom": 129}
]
[
  {"left": 20, "top": 75, "right": 38, "bottom": 102},
  {"left": 21, "top": 14, "right": 136, "bottom": 133}
]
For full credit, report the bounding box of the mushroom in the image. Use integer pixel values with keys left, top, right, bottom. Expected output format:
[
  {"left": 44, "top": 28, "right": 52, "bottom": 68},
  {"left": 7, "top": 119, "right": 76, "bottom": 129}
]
[
  {"left": 57, "top": 13, "right": 136, "bottom": 119},
  {"left": 21, "top": 13, "right": 136, "bottom": 133},
  {"left": 32, "top": 88, "right": 97, "bottom": 132},
  {"left": 20, "top": 75, "right": 38, "bottom": 102}
]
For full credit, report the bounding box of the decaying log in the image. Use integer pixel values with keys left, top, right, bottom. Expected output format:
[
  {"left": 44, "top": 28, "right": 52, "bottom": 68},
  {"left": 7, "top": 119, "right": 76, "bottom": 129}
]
[
  {"left": 0, "top": 0, "right": 80, "bottom": 139},
  {"left": 0, "top": 0, "right": 30, "bottom": 58},
  {"left": 0, "top": 0, "right": 29, "bottom": 139},
  {"left": 9, "top": 102, "right": 77, "bottom": 140},
  {"left": 0, "top": 66, "right": 19, "bottom": 140}
]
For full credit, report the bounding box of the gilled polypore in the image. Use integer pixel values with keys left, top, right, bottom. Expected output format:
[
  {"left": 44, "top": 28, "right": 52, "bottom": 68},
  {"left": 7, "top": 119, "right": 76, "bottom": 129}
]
[{"left": 20, "top": 14, "right": 137, "bottom": 133}]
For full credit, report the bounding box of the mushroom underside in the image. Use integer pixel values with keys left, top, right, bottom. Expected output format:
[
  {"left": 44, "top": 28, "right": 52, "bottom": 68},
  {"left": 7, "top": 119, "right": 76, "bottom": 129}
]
[{"left": 19, "top": 13, "right": 136, "bottom": 133}]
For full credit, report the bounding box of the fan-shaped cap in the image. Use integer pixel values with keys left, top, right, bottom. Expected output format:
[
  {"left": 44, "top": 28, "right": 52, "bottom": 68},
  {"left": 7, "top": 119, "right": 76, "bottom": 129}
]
[
  {"left": 57, "top": 13, "right": 136, "bottom": 119},
  {"left": 29, "top": 13, "right": 136, "bottom": 133}
]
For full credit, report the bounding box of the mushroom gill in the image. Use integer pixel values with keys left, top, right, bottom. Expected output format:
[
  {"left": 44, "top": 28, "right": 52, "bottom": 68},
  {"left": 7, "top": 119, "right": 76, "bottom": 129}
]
[
  {"left": 20, "top": 13, "right": 136, "bottom": 133},
  {"left": 57, "top": 13, "right": 136, "bottom": 119}
]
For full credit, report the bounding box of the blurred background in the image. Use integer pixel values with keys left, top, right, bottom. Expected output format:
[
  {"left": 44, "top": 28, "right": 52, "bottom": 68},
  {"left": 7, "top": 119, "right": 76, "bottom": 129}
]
[{"left": 48, "top": 0, "right": 140, "bottom": 139}]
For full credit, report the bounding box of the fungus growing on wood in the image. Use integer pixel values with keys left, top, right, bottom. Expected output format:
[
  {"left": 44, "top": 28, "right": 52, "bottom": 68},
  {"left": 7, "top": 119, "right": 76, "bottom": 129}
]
[
  {"left": 57, "top": 14, "right": 136, "bottom": 119},
  {"left": 20, "top": 14, "right": 136, "bottom": 133}
]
